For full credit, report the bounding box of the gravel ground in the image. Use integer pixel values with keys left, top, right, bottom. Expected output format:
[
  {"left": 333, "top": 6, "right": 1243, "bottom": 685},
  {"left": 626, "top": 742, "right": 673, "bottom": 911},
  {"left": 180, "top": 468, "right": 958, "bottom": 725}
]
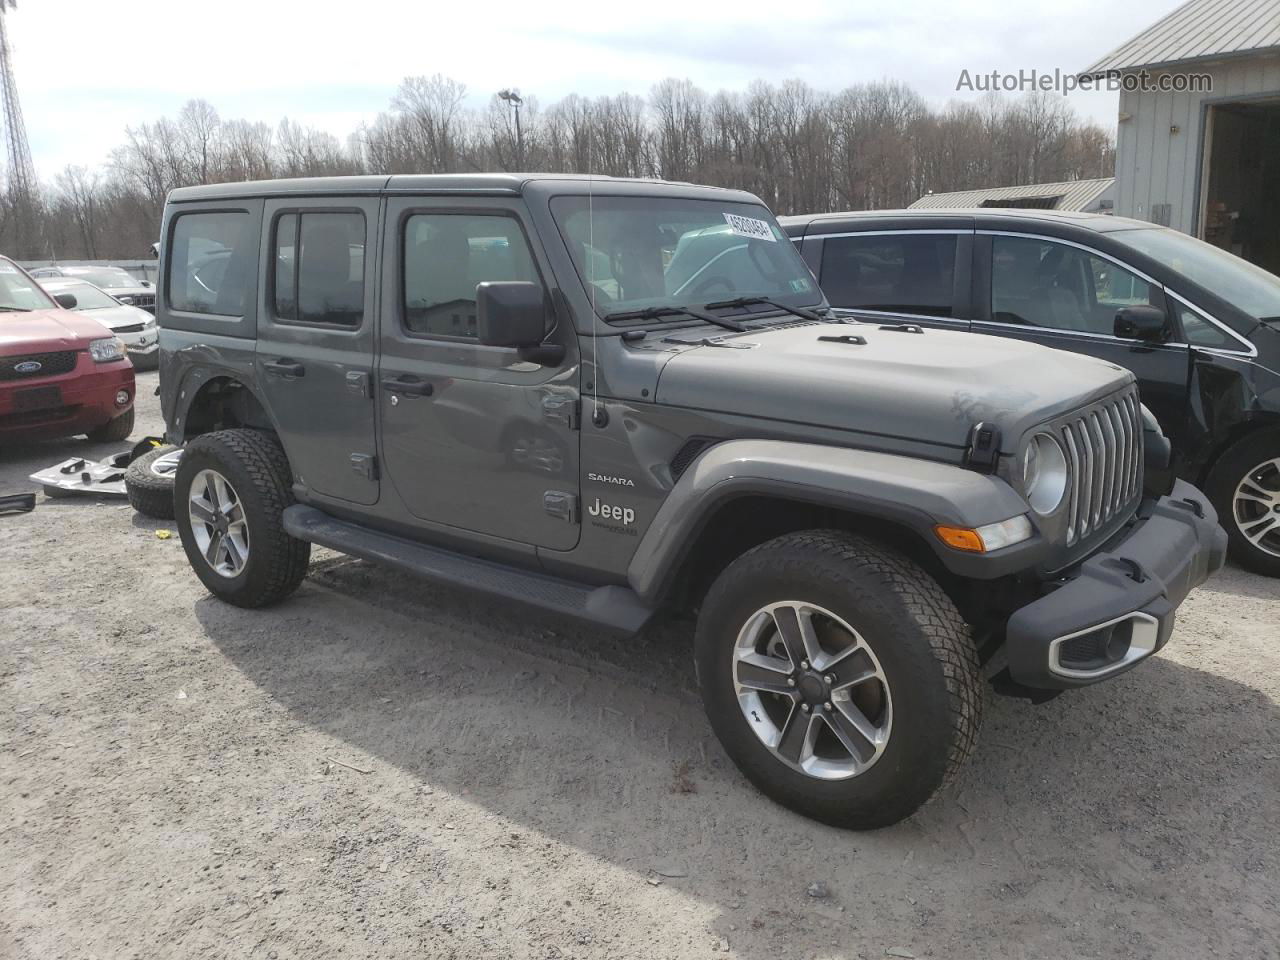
[{"left": 3, "top": 371, "right": 1279, "bottom": 960}]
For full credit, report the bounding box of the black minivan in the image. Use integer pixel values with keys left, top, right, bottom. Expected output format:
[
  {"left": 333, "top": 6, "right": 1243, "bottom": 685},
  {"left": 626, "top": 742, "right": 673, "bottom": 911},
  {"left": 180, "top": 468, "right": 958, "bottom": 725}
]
[{"left": 781, "top": 209, "right": 1280, "bottom": 577}]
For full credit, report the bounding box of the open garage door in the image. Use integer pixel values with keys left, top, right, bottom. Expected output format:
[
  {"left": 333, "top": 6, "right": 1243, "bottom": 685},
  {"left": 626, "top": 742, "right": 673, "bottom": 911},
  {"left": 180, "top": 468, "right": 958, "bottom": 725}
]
[{"left": 1200, "top": 99, "right": 1280, "bottom": 276}]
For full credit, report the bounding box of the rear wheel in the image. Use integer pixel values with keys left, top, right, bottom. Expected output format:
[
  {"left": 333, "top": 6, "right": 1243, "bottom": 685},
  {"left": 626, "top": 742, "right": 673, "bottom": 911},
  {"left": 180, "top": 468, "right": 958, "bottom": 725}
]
[
  {"left": 1206, "top": 430, "right": 1280, "bottom": 578},
  {"left": 173, "top": 429, "right": 310, "bottom": 608},
  {"left": 694, "top": 530, "right": 981, "bottom": 829},
  {"left": 86, "top": 406, "right": 134, "bottom": 443}
]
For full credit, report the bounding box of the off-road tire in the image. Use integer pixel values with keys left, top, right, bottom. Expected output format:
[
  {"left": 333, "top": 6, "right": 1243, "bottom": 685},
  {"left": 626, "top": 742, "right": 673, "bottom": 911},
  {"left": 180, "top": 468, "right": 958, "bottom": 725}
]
[
  {"left": 86, "top": 406, "right": 134, "bottom": 443},
  {"left": 173, "top": 429, "right": 310, "bottom": 608},
  {"left": 694, "top": 529, "right": 982, "bottom": 830},
  {"left": 1205, "top": 429, "right": 1280, "bottom": 578},
  {"left": 125, "top": 445, "right": 179, "bottom": 519}
]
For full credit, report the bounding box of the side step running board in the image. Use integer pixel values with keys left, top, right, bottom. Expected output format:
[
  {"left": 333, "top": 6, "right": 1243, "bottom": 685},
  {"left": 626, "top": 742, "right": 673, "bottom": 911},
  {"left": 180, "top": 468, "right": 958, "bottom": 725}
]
[{"left": 283, "top": 505, "right": 654, "bottom": 636}]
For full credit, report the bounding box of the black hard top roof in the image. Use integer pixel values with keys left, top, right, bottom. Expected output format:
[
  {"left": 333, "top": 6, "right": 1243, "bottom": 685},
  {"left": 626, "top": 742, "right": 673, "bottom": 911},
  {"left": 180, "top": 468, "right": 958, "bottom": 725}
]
[{"left": 168, "top": 173, "right": 762, "bottom": 205}]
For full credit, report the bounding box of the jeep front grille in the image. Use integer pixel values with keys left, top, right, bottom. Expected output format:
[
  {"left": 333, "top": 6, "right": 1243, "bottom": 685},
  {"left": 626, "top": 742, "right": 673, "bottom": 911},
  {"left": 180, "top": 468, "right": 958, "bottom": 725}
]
[{"left": 1060, "top": 389, "right": 1143, "bottom": 546}]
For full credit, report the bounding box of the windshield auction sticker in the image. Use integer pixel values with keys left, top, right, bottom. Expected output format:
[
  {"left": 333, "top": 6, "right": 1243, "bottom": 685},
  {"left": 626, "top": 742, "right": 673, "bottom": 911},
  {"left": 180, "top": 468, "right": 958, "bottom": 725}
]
[{"left": 723, "top": 213, "right": 776, "bottom": 242}]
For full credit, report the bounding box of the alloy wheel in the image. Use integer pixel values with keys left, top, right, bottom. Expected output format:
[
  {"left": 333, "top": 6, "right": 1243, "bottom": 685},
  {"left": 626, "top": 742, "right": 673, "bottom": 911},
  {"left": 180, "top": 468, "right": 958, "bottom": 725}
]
[
  {"left": 732, "top": 601, "right": 892, "bottom": 780},
  {"left": 1233, "top": 458, "right": 1280, "bottom": 558},
  {"left": 188, "top": 468, "right": 250, "bottom": 578},
  {"left": 149, "top": 448, "right": 183, "bottom": 479}
]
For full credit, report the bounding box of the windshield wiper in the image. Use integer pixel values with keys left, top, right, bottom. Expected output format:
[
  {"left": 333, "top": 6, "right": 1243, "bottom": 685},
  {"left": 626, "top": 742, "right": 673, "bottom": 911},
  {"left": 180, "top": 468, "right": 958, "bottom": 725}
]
[
  {"left": 0, "top": 306, "right": 30, "bottom": 312},
  {"left": 704, "top": 296, "right": 826, "bottom": 323},
  {"left": 603, "top": 304, "right": 746, "bottom": 333}
]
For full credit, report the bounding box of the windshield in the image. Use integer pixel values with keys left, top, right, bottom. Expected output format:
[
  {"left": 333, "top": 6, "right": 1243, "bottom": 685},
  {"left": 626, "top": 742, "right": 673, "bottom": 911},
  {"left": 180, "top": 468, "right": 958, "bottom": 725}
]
[
  {"left": 46, "top": 281, "right": 120, "bottom": 310},
  {"left": 550, "top": 196, "right": 819, "bottom": 321},
  {"left": 1111, "top": 227, "right": 1280, "bottom": 320},
  {"left": 0, "top": 260, "right": 57, "bottom": 312},
  {"left": 68, "top": 268, "right": 138, "bottom": 289}
]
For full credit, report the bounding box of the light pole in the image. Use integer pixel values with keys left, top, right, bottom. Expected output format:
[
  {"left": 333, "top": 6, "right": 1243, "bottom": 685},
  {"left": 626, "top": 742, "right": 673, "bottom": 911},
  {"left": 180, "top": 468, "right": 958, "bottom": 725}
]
[{"left": 498, "top": 88, "right": 523, "bottom": 168}]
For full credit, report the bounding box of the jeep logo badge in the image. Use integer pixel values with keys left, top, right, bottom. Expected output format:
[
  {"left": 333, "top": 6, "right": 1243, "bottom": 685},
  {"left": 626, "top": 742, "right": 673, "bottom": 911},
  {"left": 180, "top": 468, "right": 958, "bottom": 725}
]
[
  {"left": 14, "top": 360, "right": 42, "bottom": 374},
  {"left": 587, "top": 498, "right": 635, "bottom": 527}
]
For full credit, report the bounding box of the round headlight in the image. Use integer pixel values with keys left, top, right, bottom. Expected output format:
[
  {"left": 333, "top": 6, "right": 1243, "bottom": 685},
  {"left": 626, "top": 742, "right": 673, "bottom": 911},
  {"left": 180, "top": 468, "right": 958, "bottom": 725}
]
[{"left": 1023, "top": 434, "right": 1068, "bottom": 515}]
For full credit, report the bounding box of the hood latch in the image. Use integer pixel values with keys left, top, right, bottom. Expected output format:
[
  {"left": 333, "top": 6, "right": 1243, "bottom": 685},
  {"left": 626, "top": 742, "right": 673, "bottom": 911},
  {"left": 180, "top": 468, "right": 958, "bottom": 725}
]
[{"left": 965, "top": 422, "right": 1002, "bottom": 474}]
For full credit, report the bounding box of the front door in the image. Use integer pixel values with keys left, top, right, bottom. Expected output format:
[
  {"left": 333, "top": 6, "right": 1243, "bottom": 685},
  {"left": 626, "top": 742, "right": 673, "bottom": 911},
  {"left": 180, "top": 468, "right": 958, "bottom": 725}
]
[
  {"left": 971, "top": 232, "right": 1191, "bottom": 444},
  {"left": 255, "top": 197, "right": 380, "bottom": 505},
  {"left": 376, "top": 198, "right": 580, "bottom": 550}
]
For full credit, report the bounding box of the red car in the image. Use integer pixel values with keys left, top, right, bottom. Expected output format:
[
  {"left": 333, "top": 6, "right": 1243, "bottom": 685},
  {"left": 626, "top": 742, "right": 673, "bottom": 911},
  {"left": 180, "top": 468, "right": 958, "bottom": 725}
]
[{"left": 0, "top": 257, "right": 134, "bottom": 444}]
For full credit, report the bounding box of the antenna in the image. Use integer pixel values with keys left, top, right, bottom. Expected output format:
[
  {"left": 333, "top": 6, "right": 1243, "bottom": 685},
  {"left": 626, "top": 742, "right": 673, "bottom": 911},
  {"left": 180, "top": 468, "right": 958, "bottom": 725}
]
[{"left": 0, "top": 0, "right": 35, "bottom": 203}]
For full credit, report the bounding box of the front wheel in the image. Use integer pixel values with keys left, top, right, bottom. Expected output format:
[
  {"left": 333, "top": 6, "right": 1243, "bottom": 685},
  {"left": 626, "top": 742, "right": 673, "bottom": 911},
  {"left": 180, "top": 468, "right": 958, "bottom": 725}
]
[
  {"left": 86, "top": 406, "right": 134, "bottom": 443},
  {"left": 694, "top": 530, "right": 981, "bottom": 829},
  {"left": 1206, "top": 430, "right": 1280, "bottom": 577},
  {"left": 173, "top": 429, "right": 310, "bottom": 608}
]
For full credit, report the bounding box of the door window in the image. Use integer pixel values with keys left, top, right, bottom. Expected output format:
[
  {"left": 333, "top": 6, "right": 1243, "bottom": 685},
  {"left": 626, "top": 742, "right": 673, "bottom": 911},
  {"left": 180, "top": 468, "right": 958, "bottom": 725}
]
[
  {"left": 168, "top": 211, "right": 254, "bottom": 316},
  {"left": 402, "top": 214, "right": 539, "bottom": 339},
  {"left": 272, "top": 211, "right": 365, "bottom": 327},
  {"left": 819, "top": 234, "right": 956, "bottom": 317},
  {"left": 991, "top": 235, "right": 1161, "bottom": 335}
]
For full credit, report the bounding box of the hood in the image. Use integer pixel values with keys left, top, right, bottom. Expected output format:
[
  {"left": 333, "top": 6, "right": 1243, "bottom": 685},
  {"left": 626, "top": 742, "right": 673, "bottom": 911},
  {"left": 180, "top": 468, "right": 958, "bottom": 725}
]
[
  {"left": 0, "top": 309, "right": 114, "bottom": 357},
  {"left": 79, "top": 304, "right": 154, "bottom": 330},
  {"left": 655, "top": 321, "right": 1134, "bottom": 452}
]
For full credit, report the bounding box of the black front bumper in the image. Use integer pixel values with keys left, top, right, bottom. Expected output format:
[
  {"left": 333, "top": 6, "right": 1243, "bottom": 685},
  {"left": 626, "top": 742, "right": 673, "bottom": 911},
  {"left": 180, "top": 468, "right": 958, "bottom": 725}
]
[{"left": 1005, "top": 479, "right": 1227, "bottom": 689}]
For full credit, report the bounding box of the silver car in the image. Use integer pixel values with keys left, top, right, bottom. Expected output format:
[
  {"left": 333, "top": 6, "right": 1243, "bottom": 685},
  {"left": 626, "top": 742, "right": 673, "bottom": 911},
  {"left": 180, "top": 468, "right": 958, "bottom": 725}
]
[
  {"left": 38, "top": 277, "right": 159, "bottom": 369},
  {"left": 29, "top": 265, "right": 156, "bottom": 313}
]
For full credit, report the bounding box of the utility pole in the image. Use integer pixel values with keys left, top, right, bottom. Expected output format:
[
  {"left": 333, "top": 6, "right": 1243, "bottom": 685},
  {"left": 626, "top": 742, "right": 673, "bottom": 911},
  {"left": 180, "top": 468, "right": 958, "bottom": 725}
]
[{"left": 498, "top": 89, "right": 523, "bottom": 169}]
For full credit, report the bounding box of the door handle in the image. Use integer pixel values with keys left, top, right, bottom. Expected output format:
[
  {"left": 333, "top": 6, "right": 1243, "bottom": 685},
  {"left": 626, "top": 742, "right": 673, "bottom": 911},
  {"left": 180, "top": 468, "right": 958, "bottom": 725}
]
[
  {"left": 263, "top": 358, "right": 306, "bottom": 378},
  {"left": 381, "top": 376, "right": 434, "bottom": 397}
]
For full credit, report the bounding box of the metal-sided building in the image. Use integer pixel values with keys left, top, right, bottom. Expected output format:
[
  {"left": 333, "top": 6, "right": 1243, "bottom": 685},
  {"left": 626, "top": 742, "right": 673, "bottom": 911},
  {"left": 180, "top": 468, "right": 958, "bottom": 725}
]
[
  {"left": 909, "top": 178, "right": 1116, "bottom": 213},
  {"left": 1084, "top": 0, "right": 1280, "bottom": 274}
]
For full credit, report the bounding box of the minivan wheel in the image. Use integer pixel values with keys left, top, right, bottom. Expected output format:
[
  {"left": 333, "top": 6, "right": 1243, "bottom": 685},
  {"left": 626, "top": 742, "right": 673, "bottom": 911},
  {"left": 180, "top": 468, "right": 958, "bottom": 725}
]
[
  {"left": 1207, "top": 431, "right": 1280, "bottom": 578},
  {"left": 694, "top": 530, "right": 981, "bottom": 830},
  {"left": 173, "top": 429, "right": 310, "bottom": 608}
]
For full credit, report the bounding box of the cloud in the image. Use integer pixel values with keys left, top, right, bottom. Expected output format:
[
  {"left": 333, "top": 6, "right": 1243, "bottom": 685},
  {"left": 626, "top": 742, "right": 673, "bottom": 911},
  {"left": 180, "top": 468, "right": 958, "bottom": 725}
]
[{"left": 11, "top": 0, "right": 1181, "bottom": 174}]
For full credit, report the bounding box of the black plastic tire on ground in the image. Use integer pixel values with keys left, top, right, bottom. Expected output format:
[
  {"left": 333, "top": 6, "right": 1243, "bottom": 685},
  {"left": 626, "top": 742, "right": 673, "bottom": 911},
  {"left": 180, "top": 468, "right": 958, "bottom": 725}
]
[
  {"left": 173, "top": 429, "right": 311, "bottom": 608},
  {"left": 86, "top": 406, "right": 135, "bottom": 443},
  {"left": 1206, "top": 429, "right": 1280, "bottom": 578},
  {"left": 694, "top": 529, "right": 982, "bottom": 830},
  {"left": 125, "top": 445, "right": 180, "bottom": 519}
]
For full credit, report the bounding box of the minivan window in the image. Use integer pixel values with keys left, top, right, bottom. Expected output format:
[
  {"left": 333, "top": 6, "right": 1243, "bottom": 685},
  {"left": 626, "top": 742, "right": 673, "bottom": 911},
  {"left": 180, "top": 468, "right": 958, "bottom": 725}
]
[
  {"left": 991, "top": 235, "right": 1160, "bottom": 335},
  {"left": 550, "top": 196, "right": 818, "bottom": 319},
  {"left": 1111, "top": 227, "right": 1280, "bottom": 321},
  {"left": 402, "top": 213, "right": 539, "bottom": 339},
  {"left": 168, "top": 212, "right": 254, "bottom": 316},
  {"left": 273, "top": 211, "right": 365, "bottom": 327},
  {"left": 819, "top": 234, "right": 956, "bottom": 317}
]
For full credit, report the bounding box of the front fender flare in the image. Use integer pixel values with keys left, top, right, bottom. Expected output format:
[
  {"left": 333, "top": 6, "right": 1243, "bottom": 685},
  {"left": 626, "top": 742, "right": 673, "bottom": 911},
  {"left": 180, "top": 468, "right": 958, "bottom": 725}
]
[{"left": 627, "top": 440, "right": 1044, "bottom": 602}]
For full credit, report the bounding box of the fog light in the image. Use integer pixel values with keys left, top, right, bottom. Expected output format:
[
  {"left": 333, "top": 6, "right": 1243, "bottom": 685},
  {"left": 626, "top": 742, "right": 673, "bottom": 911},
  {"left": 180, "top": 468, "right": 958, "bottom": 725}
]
[{"left": 115, "top": 390, "right": 130, "bottom": 406}]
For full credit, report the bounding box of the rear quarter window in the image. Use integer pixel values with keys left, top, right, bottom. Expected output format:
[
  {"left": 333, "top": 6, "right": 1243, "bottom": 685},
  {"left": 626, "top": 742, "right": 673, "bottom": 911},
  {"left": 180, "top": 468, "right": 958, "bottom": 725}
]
[{"left": 168, "top": 211, "right": 255, "bottom": 317}]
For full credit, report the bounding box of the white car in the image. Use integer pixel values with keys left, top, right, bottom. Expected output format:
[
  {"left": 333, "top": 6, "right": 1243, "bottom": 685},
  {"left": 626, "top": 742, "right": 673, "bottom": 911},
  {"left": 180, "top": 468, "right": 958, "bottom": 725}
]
[
  {"left": 29, "top": 265, "right": 156, "bottom": 313},
  {"left": 38, "top": 277, "right": 159, "bottom": 369}
]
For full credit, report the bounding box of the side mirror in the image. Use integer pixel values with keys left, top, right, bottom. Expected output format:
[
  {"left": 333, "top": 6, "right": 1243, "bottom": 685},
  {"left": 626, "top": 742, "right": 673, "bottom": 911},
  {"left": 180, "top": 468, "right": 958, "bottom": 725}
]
[
  {"left": 1114, "top": 305, "right": 1168, "bottom": 342},
  {"left": 477, "top": 281, "right": 564, "bottom": 365},
  {"left": 53, "top": 293, "right": 77, "bottom": 310}
]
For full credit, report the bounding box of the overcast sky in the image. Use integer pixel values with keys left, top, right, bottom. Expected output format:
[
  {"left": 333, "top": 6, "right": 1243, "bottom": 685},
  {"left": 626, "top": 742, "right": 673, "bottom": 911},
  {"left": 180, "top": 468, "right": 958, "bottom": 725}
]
[{"left": 15, "top": 0, "right": 1181, "bottom": 178}]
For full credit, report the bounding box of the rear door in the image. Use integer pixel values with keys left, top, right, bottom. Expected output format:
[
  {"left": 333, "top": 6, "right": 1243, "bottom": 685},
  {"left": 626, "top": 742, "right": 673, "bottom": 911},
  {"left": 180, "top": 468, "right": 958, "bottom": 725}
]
[
  {"left": 376, "top": 197, "right": 580, "bottom": 550},
  {"left": 254, "top": 197, "right": 380, "bottom": 505},
  {"left": 971, "top": 231, "right": 1191, "bottom": 444},
  {"left": 804, "top": 221, "right": 974, "bottom": 331}
]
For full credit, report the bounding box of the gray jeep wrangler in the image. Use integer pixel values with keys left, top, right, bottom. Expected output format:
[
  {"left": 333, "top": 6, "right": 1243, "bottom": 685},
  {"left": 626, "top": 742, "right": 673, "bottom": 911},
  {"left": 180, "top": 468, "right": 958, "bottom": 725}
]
[{"left": 157, "top": 174, "right": 1226, "bottom": 829}]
